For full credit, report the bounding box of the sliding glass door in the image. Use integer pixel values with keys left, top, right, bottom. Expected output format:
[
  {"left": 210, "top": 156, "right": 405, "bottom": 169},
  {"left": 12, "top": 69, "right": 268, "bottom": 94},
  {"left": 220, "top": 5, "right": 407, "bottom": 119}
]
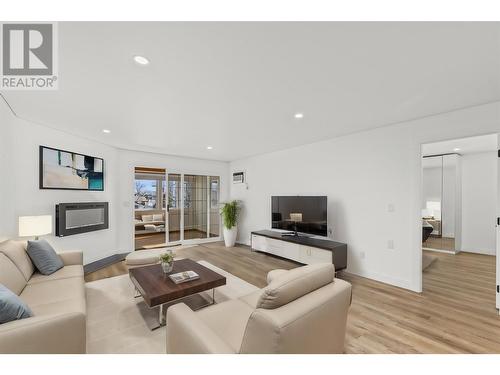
[
  {"left": 184, "top": 175, "right": 209, "bottom": 240},
  {"left": 182, "top": 175, "right": 222, "bottom": 241},
  {"left": 209, "top": 176, "right": 221, "bottom": 238},
  {"left": 167, "top": 173, "right": 182, "bottom": 243},
  {"left": 133, "top": 169, "right": 221, "bottom": 250},
  {"left": 134, "top": 167, "right": 167, "bottom": 250}
]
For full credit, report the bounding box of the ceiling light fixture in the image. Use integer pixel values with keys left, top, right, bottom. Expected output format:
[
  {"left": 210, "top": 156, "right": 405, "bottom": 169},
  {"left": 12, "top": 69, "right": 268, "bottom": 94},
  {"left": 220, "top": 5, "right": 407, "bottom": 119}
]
[
  {"left": 102, "top": 129, "right": 111, "bottom": 134},
  {"left": 133, "top": 55, "right": 150, "bottom": 65},
  {"left": 453, "top": 147, "right": 461, "bottom": 152},
  {"left": 207, "top": 146, "right": 213, "bottom": 150},
  {"left": 294, "top": 113, "right": 304, "bottom": 119}
]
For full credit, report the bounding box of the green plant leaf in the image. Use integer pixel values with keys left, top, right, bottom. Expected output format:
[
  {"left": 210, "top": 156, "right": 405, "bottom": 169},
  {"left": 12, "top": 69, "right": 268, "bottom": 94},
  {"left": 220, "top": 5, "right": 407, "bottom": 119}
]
[{"left": 220, "top": 200, "right": 241, "bottom": 229}]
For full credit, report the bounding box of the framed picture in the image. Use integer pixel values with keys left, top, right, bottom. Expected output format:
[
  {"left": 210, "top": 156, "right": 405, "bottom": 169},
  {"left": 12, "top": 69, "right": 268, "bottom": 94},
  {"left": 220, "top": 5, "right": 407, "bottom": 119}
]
[{"left": 39, "top": 145, "right": 104, "bottom": 191}]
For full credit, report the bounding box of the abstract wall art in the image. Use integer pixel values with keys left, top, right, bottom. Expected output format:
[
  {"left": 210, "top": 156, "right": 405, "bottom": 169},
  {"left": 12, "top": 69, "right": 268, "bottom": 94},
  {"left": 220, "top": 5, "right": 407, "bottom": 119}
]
[{"left": 39, "top": 146, "right": 104, "bottom": 191}]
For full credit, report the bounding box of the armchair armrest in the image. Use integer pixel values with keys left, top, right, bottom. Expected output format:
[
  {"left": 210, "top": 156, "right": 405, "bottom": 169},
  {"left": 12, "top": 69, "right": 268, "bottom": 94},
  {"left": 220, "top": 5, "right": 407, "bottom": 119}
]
[
  {"left": 57, "top": 250, "right": 83, "bottom": 266},
  {"left": 0, "top": 312, "right": 86, "bottom": 353},
  {"left": 266, "top": 269, "right": 289, "bottom": 284},
  {"left": 166, "top": 303, "right": 235, "bottom": 354}
]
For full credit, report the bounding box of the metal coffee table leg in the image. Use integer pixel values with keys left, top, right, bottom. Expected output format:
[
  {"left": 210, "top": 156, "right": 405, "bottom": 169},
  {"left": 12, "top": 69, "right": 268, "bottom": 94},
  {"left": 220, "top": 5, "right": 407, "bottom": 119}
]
[{"left": 159, "top": 304, "right": 166, "bottom": 326}]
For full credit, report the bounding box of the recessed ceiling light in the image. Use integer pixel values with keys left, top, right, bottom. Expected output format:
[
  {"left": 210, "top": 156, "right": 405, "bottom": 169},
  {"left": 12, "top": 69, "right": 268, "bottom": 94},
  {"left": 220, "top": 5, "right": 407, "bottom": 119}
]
[
  {"left": 207, "top": 146, "right": 213, "bottom": 150},
  {"left": 133, "top": 55, "right": 150, "bottom": 65},
  {"left": 453, "top": 147, "right": 461, "bottom": 152},
  {"left": 294, "top": 113, "right": 304, "bottom": 119},
  {"left": 102, "top": 129, "right": 111, "bottom": 134}
]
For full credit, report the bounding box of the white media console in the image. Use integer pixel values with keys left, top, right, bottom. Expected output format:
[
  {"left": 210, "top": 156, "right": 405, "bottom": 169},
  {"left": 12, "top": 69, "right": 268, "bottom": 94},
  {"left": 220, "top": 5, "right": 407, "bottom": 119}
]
[{"left": 251, "top": 230, "right": 347, "bottom": 270}]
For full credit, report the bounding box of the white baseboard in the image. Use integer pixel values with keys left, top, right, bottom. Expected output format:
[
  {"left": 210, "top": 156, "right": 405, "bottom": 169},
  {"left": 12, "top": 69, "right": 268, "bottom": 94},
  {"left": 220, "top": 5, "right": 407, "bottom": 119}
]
[
  {"left": 345, "top": 267, "right": 417, "bottom": 292},
  {"left": 422, "top": 247, "right": 456, "bottom": 254}
]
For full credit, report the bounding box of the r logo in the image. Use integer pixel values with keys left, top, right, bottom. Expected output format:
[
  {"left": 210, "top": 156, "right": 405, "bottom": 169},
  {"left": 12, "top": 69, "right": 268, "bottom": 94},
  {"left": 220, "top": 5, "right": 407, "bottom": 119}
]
[{"left": 2, "top": 23, "right": 53, "bottom": 76}]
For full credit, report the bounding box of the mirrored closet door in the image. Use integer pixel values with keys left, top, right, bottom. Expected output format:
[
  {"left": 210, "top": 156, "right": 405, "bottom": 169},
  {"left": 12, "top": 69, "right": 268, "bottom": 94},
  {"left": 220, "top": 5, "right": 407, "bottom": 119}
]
[{"left": 422, "top": 154, "right": 461, "bottom": 253}]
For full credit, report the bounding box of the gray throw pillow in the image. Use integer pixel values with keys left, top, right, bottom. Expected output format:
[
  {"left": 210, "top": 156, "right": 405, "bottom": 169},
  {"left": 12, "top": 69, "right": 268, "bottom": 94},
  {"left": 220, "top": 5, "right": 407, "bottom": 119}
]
[
  {"left": 26, "top": 239, "right": 64, "bottom": 275},
  {"left": 0, "top": 284, "right": 33, "bottom": 324}
]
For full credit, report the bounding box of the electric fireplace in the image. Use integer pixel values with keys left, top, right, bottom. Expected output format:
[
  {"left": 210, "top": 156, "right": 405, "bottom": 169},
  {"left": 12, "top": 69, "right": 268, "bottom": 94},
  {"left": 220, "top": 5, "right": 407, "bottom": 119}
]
[{"left": 56, "top": 202, "right": 109, "bottom": 237}]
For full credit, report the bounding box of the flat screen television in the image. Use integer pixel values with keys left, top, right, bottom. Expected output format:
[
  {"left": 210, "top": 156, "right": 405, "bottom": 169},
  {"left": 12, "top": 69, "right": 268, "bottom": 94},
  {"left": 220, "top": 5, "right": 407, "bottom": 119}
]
[{"left": 271, "top": 196, "right": 327, "bottom": 237}]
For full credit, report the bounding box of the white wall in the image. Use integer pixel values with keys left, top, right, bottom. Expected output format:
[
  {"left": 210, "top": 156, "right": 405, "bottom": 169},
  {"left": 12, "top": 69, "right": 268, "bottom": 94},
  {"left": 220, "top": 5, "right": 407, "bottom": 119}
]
[
  {"left": 0, "top": 98, "right": 230, "bottom": 263},
  {"left": 0, "top": 98, "right": 119, "bottom": 263},
  {"left": 461, "top": 151, "right": 497, "bottom": 255},
  {"left": 231, "top": 102, "right": 500, "bottom": 292},
  {"left": 231, "top": 124, "right": 417, "bottom": 290},
  {"left": 0, "top": 98, "right": 14, "bottom": 243}
]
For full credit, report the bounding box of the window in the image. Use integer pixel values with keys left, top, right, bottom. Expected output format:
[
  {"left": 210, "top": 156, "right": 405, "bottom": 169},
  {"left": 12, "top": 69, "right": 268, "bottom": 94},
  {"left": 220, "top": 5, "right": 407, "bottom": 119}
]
[
  {"left": 134, "top": 174, "right": 166, "bottom": 210},
  {"left": 134, "top": 179, "right": 158, "bottom": 209},
  {"left": 168, "top": 180, "right": 179, "bottom": 209}
]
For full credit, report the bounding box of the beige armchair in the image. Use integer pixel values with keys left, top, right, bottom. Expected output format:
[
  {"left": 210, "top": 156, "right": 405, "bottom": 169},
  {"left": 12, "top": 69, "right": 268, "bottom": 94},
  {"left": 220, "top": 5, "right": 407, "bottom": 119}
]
[{"left": 166, "top": 263, "right": 352, "bottom": 354}]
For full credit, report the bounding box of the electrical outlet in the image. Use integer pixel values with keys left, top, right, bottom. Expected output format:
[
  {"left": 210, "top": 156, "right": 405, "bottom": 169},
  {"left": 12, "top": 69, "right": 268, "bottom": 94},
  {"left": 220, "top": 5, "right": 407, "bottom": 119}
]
[
  {"left": 388, "top": 204, "right": 395, "bottom": 213},
  {"left": 387, "top": 240, "right": 394, "bottom": 249}
]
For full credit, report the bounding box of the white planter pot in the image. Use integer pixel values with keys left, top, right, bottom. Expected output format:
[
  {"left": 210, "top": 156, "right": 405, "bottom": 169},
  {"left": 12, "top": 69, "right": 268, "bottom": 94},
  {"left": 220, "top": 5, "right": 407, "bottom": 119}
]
[{"left": 223, "top": 226, "right": 238, "bottom": 247}]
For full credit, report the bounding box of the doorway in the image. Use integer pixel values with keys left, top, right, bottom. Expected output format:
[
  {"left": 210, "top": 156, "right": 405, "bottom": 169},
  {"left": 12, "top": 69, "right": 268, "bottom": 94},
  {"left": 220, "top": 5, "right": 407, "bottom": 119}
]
[{"left": 420, "top": 134, "right": 498, "bottom": 312}]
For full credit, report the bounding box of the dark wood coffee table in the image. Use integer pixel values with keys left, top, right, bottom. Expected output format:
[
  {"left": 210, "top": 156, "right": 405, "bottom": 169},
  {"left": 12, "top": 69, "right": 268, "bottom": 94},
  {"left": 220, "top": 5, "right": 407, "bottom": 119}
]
[{"left": 129, "top": 259, "right": 226, "bottom": 327}]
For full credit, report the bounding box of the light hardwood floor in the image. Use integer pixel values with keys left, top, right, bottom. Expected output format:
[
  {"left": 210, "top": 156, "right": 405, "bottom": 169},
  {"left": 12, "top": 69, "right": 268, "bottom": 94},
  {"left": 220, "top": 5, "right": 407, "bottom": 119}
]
[
  {"left": 423, "top": 236, "right": 456, "bottom": 252},
  {"left": 85, "top": 244, "right": 500, "bottom": 353}
]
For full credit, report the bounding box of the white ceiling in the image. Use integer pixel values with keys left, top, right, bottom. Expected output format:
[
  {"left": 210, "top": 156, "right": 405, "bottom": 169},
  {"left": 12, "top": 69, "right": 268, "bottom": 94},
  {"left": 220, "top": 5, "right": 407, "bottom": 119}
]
[
  {"left": 422, "top": 133, "right": 498, "bottom": 157},
  {"left": 2, "top": 22, "right": 500, "bottom": 161}
]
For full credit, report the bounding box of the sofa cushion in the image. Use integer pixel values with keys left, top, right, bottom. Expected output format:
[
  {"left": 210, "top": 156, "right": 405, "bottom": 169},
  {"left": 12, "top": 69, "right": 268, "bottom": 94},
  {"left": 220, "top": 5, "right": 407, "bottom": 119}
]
[
  {"left": 0, "top": 283, "right": 33, "bottom": 323},
  {"left": 0, "top": 253, "right": 27, "bottom": 295},
  {"left": 257, "top": 263, "right": 334, "bottom": 309},
  {"left": 20, "top": 277, "right": 85, "bottom": 314},
  {"left": 26, "top": 239, "right": 64, "bottom": 275},
  {"left": 27, "top": 295, "right": 86, "bottom": 317},
  {"left": 28, "top": 265, "right": 84, "bottom": 285},
  {"left": 196, "top": 299, "right": 254, "bottom": 352},
  {"left": 0, "top": 240, "right": 34, "bottom": 281}
]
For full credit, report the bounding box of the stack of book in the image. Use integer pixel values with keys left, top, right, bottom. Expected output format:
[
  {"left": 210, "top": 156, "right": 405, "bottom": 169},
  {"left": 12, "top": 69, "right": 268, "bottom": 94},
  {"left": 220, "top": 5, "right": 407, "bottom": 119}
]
[{"left": 169, "top": 270, "right": 200, "bottom": 284}]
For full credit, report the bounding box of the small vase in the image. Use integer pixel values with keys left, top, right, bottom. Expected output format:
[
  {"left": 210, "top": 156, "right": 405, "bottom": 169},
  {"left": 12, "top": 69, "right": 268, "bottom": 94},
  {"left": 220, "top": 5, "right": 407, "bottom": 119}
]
[{"left": 161, "top": 262, "right": 173, "bottom": 274}]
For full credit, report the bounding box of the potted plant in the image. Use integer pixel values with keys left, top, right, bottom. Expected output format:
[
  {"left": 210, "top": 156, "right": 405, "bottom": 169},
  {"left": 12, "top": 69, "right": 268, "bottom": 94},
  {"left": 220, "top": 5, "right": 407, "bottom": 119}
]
[
  {"left": 159, "top": 251, "right": 175, "bottom": 274},
  {"left": 220, "top": 200, "right": 241, "bottom": 247}
]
